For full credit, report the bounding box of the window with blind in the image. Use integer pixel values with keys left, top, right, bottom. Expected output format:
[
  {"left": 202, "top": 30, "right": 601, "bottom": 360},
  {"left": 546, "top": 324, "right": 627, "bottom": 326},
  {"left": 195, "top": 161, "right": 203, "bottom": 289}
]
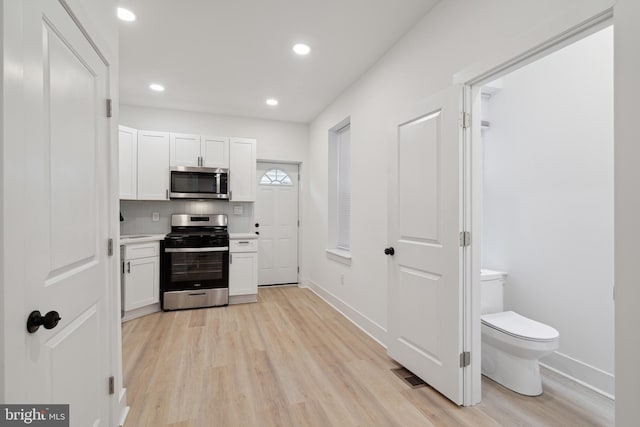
[{"left": 335, "top": 125, "right": 351, "bottom": 250}]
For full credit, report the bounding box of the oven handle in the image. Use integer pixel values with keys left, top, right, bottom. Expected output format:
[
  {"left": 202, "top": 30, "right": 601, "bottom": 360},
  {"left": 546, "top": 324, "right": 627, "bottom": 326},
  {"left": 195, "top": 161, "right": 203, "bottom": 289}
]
[{"left": 165, "top": 247, "right": 229, "bottom": 253}]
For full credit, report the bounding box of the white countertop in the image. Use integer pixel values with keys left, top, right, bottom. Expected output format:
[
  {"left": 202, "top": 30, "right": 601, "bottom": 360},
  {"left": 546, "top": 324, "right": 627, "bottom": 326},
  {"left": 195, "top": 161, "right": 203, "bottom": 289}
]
[
  {"left": 229, "top": 233, "right": 259, "bottom": 240},
  {"left": 119, "top": 234, "right": 167, "bottom": 245}
]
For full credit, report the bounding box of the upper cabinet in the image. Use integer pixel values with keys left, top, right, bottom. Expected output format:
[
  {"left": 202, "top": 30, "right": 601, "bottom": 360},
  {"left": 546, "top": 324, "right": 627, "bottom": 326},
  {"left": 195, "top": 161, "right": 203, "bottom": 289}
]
[
  {"left": 201, "top": 135, "right": 230, "bottom": 168},
  {"left": 229, "top": 137, "right": 257, "bottom": 202},
  {"left": 138, "top": 131, "right": 170, "bottom": 200},
  {"left": 171, "top": 133, "right": 229, "bottom": 168},
  {"left": 119, "top": 126, "right": 253, "bottom": 201},
  {"left": 119, "top": 126, "right": 138, "bottom": 200}
]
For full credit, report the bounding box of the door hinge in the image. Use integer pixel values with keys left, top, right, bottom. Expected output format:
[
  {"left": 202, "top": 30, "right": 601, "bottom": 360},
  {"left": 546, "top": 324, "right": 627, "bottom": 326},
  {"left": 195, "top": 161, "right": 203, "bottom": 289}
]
[
  {"left": 106, "top": 99, "right": 113, "bottom": 118},
  {"left": 108, "top": 238, "right": 114, "bottom": 256},
  {"left": 460, "top": 351, "right": 471, "bottom": 367},
  {"left": 459, "top": 231, "right": 471, "bottom": 247},
  {"left": 461, "top": 112, "right": 471, "bottom": 129},
  {"left": 108, "top": 376, "right": 115, "bottom": 395}
]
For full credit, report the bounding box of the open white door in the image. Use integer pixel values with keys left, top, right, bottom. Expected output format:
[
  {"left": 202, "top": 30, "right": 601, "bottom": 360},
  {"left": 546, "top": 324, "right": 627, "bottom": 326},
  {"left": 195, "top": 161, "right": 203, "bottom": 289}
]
[
  {"left": 387, "top": 85, "right": 465, "bottom": 404},
  {"left": 3, "top": 0, "right": 112, "bottom": 425}
]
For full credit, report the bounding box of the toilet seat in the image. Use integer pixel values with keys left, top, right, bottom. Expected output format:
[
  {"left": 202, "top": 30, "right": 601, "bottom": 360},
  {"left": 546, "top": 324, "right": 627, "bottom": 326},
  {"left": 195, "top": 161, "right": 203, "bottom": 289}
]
[{"left": 481, "top": 311, "right": 559, "bottom": 342}]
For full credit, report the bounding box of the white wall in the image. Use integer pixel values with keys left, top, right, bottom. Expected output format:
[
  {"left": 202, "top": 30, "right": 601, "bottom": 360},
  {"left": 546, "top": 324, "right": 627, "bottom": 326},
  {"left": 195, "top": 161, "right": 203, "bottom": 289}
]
[
  {"left": 482, "top": 27, "right": 613, "bottom": 395},
  {"left": 303, "top": 0, "right": 614, "bottom": 349},
  {"left": 615, "top": 0, "right": 640, "bottom": 424}
]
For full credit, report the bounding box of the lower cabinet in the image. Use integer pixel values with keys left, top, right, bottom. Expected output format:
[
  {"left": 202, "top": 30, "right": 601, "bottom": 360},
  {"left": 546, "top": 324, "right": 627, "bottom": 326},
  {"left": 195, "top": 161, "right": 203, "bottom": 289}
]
[
  {"left": 121, "top": 241, "right": 160, "bottom": 320},
  {"left": 229, "top": 238, "right": 258, "bottom": 304}
]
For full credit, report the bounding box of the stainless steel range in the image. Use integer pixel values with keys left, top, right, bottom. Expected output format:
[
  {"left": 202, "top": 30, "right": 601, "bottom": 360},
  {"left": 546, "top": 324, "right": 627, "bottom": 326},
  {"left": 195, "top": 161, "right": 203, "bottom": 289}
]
[{"left": 161, "top": 214, "right": 229, "bottom": 310}]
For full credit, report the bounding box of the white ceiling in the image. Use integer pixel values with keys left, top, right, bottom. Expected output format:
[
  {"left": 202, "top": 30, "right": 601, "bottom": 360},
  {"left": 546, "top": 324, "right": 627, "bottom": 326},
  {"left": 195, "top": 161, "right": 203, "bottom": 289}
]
[{"left": 118, "top": 0, "right": 440, "bottom": 123}]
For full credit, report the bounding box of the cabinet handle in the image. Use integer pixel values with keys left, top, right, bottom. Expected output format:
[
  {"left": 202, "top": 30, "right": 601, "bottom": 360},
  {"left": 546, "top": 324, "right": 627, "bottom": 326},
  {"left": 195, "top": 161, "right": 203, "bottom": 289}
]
[
  {"left": 229, "top": 190, "right": 233, "bottom": 200},
  {"left": 238, "top": 241, "right": 250, "bottom": 244},
  {"left": 166, "top": 189, "right": 169, "bottom": 200},
  {"left": 127, "top": 261, "right": 131, "bottom": 273},
  {"left": 230, "top": 254, "right": 232, "bottom": 264}
]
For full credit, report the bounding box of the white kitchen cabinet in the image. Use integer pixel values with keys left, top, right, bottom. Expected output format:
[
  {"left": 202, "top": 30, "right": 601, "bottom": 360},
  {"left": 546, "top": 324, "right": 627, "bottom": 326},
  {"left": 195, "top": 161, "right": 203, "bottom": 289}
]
[
  {"left": 138, "top": 130, "right": 170, "bottom": 200},
  {"left": 121, "top": 242, "right": 160, "bottom": 313},
  {"left": 170, "top": 132, "right": 201, "bottom": 167},
  {"left": 229, "top": 237, "right": 258, "bottom": 303},
  {"left": 229, "top": 137, "right": 257, "bottom": 201},
  {"left": 171, "top": 133, "right": 229, "bottom": 168},
  {"left": 201, "top": 135, "right": 230, "bottom": 168},
  {"left": 118, "top": 125, "right": 138, "bottom": 200}
]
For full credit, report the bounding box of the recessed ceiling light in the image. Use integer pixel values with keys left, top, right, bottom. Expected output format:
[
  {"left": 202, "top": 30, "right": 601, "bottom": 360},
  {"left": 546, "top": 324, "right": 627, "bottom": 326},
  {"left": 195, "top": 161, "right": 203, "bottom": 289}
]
[
  {"left": 149, "top": 83, "right": 165, "bottom": 92},
  {"left": 117, "top": 7, "right": 136, "bottom": 22},
  {"left": 292, "top": 43, "right": 311, "bottom": 56},
  {"left": 266, "top": 98, "right": 279, "bottom": 106}
]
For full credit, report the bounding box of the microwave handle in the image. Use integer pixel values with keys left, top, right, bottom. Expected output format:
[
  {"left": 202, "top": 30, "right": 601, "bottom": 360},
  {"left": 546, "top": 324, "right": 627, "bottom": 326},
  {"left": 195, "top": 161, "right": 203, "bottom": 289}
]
[{"left": 216, "top": 172, "right": 221, "bottom": 194}]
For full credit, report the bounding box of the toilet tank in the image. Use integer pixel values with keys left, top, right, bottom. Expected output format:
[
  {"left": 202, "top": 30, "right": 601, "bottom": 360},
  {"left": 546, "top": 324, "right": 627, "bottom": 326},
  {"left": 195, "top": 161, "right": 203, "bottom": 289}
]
[{"left": 481, "top": 269, "right": 506, "bottom": 315}]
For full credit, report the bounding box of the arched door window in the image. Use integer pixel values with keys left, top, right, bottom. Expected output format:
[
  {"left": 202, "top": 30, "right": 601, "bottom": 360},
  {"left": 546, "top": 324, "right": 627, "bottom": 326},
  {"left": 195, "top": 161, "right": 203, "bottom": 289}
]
[{"left": 259, "top": 168, "right": 293, "bottom": 186}]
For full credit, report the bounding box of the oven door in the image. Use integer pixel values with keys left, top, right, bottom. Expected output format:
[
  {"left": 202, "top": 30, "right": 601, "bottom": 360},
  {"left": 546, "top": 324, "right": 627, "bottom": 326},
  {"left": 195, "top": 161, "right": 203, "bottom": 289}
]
[{"left": 163, "top": 246, "right": 229, "bottom": 291}]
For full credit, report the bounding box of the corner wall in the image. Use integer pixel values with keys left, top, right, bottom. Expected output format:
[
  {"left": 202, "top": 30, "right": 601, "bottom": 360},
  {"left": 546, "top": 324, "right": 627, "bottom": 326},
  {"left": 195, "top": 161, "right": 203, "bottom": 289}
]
[{"left": 304, "top": 0, "right": 614, "bottom": 349}]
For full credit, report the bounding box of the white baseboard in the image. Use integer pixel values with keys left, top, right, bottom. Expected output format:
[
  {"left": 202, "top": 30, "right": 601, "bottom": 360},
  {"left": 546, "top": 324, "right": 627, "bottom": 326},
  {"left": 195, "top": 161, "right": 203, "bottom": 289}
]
[
  {"left": 122, "top": 303, "right": 160, "bottom": 322},
  {"left": 229, "top": 294, "right": 257, "bottom": 304},
  {"left": 118, "top": 388, "right": 129, "bottom": 427},
  {"left": 301, "top": 279, "right": 388, "bottom": 347},
  {"left": 540, "top": 351, "right": 615, "bottom": 399}
]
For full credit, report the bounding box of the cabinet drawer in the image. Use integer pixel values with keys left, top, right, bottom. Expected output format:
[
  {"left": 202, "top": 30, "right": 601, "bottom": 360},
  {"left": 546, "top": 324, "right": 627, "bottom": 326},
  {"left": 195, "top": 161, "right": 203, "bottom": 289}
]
[
  {"left": 123, "top": 242, "right": 159, "bottom": 260},
  {"left": 230, "top": 239, "right": 258, "bottom": 253}
]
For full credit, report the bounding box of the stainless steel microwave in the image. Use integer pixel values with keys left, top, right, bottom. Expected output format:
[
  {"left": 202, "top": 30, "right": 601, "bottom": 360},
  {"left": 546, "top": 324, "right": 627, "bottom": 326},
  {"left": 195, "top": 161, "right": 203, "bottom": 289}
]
[{"left": 169, "top": 166, "right": 229, "bottom": 199}]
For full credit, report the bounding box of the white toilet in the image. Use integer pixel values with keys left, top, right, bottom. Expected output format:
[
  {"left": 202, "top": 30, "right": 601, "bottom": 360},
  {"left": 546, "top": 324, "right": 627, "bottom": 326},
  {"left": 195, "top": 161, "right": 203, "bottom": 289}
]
[{"left": 480, "top": 269, "right": 559, "bottom": 396}]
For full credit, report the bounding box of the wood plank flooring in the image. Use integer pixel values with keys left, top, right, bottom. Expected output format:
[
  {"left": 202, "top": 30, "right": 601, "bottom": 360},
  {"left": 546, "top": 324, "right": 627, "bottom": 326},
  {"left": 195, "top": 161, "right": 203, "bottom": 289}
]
[{"left": 122, "top": 286, "right": 613, "bottom": 426}]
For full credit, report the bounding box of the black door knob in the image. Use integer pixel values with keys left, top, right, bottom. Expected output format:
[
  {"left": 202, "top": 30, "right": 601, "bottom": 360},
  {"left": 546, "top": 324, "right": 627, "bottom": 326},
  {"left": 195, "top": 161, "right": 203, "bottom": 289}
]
[
  {"left": 384, "top": 247, "right": 395, "bottom": 256},
  {"left": 255, "top": 231, "right": 260, "bottom": 235},
  {"left": 27, "top": 310, "right": 62, "bottom": 333},
  {"left": 255, "top": 223, "right": 260, "bottom": 227}
]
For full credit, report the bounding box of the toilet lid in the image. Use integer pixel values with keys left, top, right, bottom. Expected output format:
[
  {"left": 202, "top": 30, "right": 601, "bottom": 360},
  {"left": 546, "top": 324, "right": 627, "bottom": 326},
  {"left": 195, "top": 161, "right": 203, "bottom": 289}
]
[{"left": 481, "top": 311, "right": 559, "bottom": 342}]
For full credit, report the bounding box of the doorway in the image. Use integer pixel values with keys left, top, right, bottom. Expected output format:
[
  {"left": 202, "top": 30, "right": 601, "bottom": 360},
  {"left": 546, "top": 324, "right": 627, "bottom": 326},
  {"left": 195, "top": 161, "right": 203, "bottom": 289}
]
[
  {"left": 467, "top": 24, "right": 614, "bottom": 410},
  {"left": 255, "top": 162, "right": 300, "bottom": 286}
]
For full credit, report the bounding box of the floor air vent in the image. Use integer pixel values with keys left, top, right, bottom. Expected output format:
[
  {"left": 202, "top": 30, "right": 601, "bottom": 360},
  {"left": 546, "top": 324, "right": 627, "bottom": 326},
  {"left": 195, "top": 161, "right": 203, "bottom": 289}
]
[{"left": 391, "top": 367, "right": 427, "bottom": 389}]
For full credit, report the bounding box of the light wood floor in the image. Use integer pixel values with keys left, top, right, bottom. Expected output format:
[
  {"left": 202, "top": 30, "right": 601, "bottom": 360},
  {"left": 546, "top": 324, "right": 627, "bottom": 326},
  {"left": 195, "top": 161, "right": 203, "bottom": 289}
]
[{"left": 122, "top": 286, "right": 614, "bottom": 427}]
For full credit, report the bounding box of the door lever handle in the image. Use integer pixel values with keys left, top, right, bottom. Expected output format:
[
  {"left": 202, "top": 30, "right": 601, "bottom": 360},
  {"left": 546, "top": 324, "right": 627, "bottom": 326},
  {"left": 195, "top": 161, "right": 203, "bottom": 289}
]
[{"left": 384, "top": 247, "right": 395, "bottom": 256}]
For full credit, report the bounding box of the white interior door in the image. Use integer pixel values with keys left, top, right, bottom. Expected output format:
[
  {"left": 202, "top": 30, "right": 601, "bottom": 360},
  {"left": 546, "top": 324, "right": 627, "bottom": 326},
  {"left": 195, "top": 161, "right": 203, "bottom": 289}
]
[
  {"left": 387, "top": 86, "right": 464, "bottom": 404},
  {"left": 5, "top": 0, "right": 112, "bottom": 424},
  {"left": 256, "top": 162, "right": 299, "bottom": 285}
]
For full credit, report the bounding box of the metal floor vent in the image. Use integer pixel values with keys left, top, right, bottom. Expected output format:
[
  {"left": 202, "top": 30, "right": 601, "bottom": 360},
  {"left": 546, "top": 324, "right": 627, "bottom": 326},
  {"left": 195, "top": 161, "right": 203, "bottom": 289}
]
[{"left": 391, "top": 367, "right": 427, "bottom": 389}]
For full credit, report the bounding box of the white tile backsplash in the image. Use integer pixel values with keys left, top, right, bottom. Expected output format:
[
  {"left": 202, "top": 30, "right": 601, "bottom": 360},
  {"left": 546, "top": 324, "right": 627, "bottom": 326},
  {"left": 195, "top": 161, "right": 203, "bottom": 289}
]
[{"left": 120, "top": 200, "right": 255, "bottom": 235}]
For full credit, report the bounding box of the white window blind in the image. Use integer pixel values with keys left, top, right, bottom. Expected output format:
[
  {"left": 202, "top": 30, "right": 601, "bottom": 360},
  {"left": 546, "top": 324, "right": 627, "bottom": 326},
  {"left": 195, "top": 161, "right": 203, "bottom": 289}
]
[{"left": 336, "top": 125, "right": 351, "bottom": 250}]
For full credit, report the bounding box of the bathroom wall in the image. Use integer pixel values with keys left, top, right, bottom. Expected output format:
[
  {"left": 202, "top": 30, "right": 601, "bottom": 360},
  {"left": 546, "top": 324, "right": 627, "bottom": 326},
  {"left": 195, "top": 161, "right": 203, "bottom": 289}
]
[{"left": 482, "top": 27, "right": 614, "bottom": 396}]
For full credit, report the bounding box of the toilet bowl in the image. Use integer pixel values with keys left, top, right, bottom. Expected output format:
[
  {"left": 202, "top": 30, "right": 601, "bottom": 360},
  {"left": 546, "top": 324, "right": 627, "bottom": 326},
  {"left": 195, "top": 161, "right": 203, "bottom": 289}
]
[{"left": 480, "top": 270, "right": 560, "bottom": 396}]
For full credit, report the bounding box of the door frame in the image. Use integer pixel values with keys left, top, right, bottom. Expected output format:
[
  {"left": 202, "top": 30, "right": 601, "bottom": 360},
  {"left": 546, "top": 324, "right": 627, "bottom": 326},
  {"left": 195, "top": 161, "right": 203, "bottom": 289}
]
[
  {"left": 455, "top": 8, "right": 614, "bottom": 406},
  {"left": 256, "top": 159, "right": 303, "bottom": 285}
]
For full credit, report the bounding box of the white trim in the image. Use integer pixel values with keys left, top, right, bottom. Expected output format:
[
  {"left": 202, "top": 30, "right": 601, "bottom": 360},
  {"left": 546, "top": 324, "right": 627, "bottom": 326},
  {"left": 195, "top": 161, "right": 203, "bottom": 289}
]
[
  {"left": 541, "top": 351, "right": 615, "bottom": 399},
  {"left": 118, "top": 389, "right": 129, "bottom": 427},
  {"left": 301, "top": 279, "right": 387, "bottom": 347},
  {"left": 229, "top": 294, "right": 258, "bottom": 304},
  {"left": 325, "top": 248, "right": 352, "bottom": 265},
  {"left": 121, "top": 303, "right": 160, "bottom": 322}
]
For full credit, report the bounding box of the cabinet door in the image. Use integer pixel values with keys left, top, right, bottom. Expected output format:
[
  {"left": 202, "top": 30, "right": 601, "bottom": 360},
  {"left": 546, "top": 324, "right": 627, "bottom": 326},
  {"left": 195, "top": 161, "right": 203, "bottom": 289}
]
[
  {"left": 229, "top": 137, "right": 257, "bottom": 201},
  {"left": 123, "top": 256, "right": 159, "bottom": 311},
  {"left": 118, "top": 126, "right": 138, "bottom": 200},
  {"left": 138, "top": 130, "right": 170, "bottom": 200},
  {"left": 170, "top": 132, "right": 201, "bottom": 167},
  {"left": 229, "top": 252, "right": 258, "bottom": 296},
  {"left": 201, "top": 135, "right": 229, "bottom": 168}
]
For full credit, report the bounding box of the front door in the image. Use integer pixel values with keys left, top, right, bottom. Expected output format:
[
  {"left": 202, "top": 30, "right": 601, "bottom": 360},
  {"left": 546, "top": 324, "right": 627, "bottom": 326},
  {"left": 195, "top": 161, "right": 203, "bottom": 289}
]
[
  {"left": 4, "top": 0, "right": 112, "bottom": 425},
  {"left": 255, "top": 162, "right": 299, "bottom": 285},
  {"left": 387, "top": 86, "right": 465, "bottom": 404}
]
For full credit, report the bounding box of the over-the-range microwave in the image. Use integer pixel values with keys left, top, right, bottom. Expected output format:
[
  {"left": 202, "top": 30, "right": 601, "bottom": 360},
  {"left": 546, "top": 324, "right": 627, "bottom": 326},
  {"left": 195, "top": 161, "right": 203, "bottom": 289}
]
[{"left": 169, "top": 166, "right": 229, "bottom": 200}]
